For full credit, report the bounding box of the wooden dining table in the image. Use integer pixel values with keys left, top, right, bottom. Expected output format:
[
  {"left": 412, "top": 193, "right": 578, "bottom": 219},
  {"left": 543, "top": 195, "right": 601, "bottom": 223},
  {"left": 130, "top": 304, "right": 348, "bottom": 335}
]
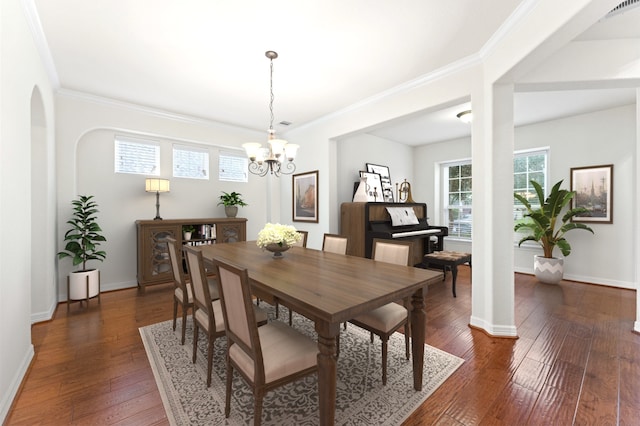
[{"left": 197, "top": 241, "right": 442, "bottom": 426}]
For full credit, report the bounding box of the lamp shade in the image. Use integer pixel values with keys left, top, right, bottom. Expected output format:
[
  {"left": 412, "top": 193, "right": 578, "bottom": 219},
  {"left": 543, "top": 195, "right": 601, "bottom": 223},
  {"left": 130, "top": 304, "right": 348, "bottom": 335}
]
[{"left": 145, "top": 178, "right": 170, "bottom": 193}]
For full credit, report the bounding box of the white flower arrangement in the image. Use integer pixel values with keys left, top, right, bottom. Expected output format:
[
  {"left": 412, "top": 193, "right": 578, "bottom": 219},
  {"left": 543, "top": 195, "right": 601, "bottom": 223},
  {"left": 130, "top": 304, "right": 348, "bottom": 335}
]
[{"left": 256, "top": 223, "right": 301, "bottom": 249}]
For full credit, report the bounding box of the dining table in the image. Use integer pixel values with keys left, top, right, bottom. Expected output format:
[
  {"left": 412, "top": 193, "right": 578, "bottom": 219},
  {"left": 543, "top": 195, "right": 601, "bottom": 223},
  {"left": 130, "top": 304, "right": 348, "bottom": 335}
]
[{"left": 197, "top": 241, "right": 442, "bottom": 426}]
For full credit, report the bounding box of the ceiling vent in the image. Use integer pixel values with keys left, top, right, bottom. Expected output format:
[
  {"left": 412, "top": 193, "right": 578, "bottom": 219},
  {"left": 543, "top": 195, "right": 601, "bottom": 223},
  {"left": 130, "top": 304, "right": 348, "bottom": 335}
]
[{"left": 607, "top": 0, "right": 640, "bottom": 17}]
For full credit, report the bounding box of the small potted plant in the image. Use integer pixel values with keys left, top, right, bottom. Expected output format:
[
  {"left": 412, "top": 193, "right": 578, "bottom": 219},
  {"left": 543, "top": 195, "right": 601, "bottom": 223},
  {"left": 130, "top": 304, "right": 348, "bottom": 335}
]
[
  {"left": 514, "top": 180, "right": 594, "bottom": 284},
  {"left": 57, "top": 195, "right": 107, "bottom": 306},
  {"left": 218, "top": 191, "right": 247, "bottom": 218},
  {"left": 182, "top": 225, "right": 195, "bottom": 240}
]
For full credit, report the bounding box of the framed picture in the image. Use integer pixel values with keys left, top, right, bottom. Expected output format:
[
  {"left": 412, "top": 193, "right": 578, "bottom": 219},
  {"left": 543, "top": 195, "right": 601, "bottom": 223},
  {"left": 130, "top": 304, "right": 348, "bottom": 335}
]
[
  {"left": 366, "top": 163, "right": 394, "bottom": 202},
  {"left": 359, "top": 171, "right": 384, "bottom": 202},
  {"left": 570, "top": 164, "right": 613, "bottom": 224},
  {"left": 292, "top": 170, "right": 319, "bottom": 222}
]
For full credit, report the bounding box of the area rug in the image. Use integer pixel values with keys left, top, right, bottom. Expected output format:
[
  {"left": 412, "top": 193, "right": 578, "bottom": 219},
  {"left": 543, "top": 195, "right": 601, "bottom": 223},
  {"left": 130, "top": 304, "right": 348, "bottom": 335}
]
[{"left": 140, "top": 307, "right": 463, "bottom": 425}]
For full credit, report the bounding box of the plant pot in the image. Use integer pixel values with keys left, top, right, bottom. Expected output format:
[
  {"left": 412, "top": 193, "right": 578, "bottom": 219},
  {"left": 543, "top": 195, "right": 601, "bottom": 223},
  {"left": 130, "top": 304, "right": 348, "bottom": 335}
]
[
  {"left": 68, "top": 269, "right": 101, "bottom": 301},
  {"left": 224, "top": 206, "right": 238, "bottom": 218},
  {"left": 183, "top": 231, "right": 192, "bottom": 240},
  {"left": 264, "top": 243, "right": 290, "bottom": 258},
  {"left": 534, "top": 255, "right": 564, "bottom": 284}
]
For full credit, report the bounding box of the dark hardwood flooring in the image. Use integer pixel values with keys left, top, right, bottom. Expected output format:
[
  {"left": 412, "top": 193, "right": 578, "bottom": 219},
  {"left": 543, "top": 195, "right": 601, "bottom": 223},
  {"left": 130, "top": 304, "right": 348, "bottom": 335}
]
[{"left": 6, "top": 269, "right": 639, "bottom": 425}]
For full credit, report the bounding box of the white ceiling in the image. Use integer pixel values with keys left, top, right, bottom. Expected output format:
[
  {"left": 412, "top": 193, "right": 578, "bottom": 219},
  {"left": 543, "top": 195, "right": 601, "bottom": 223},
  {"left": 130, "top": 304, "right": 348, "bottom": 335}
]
[{"left": 31, "top": 1, "right": 638, "bottom": 145}]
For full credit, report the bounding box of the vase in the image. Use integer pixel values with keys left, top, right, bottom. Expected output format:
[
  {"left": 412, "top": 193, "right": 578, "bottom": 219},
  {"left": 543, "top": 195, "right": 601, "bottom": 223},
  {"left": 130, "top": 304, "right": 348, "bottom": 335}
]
[
  {"left": 353, "top": 176, "right": 368, "bottom": 202},
  {"left": 224, "top": 206, "right": 238, "bottom": 218},
  {"left": 534, "top": 255, "right": 564, "bottom": 284},
  {"left": 264, "top": 243, "right": 290, "bottom": 258}
]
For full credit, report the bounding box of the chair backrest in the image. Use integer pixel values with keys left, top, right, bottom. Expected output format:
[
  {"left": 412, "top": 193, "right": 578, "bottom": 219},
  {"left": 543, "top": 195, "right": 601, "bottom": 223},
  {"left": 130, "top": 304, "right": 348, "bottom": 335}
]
[
  {"left": 372, "top": 238, "right": 413, "bottom": 266},
  {"left": 211, "top": 257, "right": 264, "bottom": 380},
  {"left": 291, "top": 230, "right": 308, "bottom": 248},
  {"left": 183, "top": 246, "right": 215, "bottom": 315},
  {"left": 322, "top": 233, "right": 348, "bottom": 254},
  {"left": 166, "top": 237, "right": 187, "bottom": 291}
]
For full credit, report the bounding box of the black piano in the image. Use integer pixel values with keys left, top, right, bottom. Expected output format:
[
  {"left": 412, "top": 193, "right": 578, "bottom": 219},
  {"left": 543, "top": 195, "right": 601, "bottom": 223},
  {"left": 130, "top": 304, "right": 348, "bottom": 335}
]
[{"left": 340, "top": 202, "right": 448, "bottom": 266}]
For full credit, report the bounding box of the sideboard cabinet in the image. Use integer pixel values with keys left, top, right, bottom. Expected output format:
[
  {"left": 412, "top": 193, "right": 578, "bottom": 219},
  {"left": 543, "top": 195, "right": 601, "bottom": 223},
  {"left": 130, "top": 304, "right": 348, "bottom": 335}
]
[{"left": 135, "top": 218, "right": 247, "bottom": 292}]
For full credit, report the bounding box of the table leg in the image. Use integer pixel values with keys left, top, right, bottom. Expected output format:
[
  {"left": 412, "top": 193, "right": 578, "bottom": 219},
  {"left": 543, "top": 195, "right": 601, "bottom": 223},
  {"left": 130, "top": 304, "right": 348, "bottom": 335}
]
[
  {"left": 410, "top": 287, "right": 426, "bottom": 391},
  {"left": 315, "top": 321, "right": 340, "bottom": 426}
]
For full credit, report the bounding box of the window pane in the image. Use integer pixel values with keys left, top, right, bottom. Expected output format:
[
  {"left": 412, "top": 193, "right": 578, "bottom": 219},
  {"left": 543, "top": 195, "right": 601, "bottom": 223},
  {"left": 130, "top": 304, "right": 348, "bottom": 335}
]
[
  {"left": 449, "top": 179, "right": 460, "bottom": 192},
  {"left": 528, "top": 155, "right": 545, "bottom": 171},
  {"left": 219, "top": 152, "right": 248, "bottom": 182},
  {"left": 514, "top": 157, "right": 527, "bottom": 173},
  {"left": 460, "top": 178, "right": 472, "bottom": 192},
  {"left": 448, "top": 193, "right": 460, "bottom": 205},
  {"left": 514, "top": 173, "right": 527, "bottom": 189},
  {"left": 460, "top": 164, "right": 472, "bottom": 177},
  {"left": 173, "top": 145, "right": 209, "bottom": 179},
  {"left": 115, "top": 137, "right": 159, "bottom": 175},
  {"left": 449, "top": 166, "right": 460, "bottom": 179}
]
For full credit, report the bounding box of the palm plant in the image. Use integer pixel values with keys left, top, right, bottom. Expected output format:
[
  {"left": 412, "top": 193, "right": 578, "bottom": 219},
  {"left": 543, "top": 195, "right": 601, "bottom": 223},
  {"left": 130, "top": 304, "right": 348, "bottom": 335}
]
[
  {"left": 57, "top": 195, "right": 107, "bottom": 271},
  {"left": 514, "top": 180, "right": 593, "bottom": 258}
]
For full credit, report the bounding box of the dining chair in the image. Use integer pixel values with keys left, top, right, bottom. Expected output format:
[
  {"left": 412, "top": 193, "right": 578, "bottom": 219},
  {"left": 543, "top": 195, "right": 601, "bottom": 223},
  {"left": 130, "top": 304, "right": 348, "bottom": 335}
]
[
  {"left": 183, "top": 245, "right": 268, "bottom": 387},
  {"left": 167, "top": 237, "right": 220, "bottom": 345},
  {"left": 348, "top": 238, "right": 413, "bottom": 385},
  {"left": 322, "top": 233, "right": 349, "bottom": 255},
  {"left": 211, "top": 256, "right": 319, "bottom": 426}
]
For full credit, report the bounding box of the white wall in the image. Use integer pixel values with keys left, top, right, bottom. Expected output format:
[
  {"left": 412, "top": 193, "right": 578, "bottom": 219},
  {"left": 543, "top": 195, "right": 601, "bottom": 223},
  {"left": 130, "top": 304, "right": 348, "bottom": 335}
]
[
  {"left": 1, "top": 0, "right": 56, "bottom": 421},
  {"left": 55, "top": 93, "right": 276, "bottom": 297},
  {"left": 413, "top": 103, "right": 637, "bottom": 289}
]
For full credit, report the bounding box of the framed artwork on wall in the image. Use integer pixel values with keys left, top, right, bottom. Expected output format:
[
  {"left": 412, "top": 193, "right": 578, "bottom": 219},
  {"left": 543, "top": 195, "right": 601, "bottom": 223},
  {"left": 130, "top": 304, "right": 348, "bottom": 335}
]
[
  {"left": 358, "top": 171, "right": 383, "bottom": 202},
  {"left": 292, "top": 170, "right": 319, "bottom": 222},
  {"left": 570, "top": 164, "right": 613, "bottom": 224},
  {"left": 366, "top": 163, "right": 394, "bottom": 202}
]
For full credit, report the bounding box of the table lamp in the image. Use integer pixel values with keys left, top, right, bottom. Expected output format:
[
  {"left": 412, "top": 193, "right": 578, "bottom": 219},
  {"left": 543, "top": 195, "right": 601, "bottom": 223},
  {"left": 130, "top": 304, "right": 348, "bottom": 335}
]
[{"left": 145, "top": 178, "right": 170, "bottom": 220}]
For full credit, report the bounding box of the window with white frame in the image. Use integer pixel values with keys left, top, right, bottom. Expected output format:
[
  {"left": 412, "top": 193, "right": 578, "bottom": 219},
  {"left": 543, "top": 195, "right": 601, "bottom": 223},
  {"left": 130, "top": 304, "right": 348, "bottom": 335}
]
[
  {"left": 218, "top": 151, "right": 248, "bottom": 183},
  {"left": 114, "top": 136, "right": 160, "bottom": 175},
  {"left": 442, "top": 148, "right": 548, "bottom": 240},
  {"left": 173, "top": 144, "right": 209, "bottom": 179}
]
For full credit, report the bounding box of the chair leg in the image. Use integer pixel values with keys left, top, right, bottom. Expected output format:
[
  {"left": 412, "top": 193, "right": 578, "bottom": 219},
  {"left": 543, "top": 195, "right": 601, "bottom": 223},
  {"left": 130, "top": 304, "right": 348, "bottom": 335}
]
[
  {"left": 180, "top": 306, "right": 188, "bottom": 345},
  {"left": 206, "top": 336, "right": 214, "bottom": 387},
  {"left": 192, "top": 324, "right": 199, "bottom": 363},
  {"left": 382, "top": 337, "right": 388, "bottom": 385},
  {"left": 288, "top": 308, "right": 293, "bottom": 326},
  {"left": 370, "top": 332, "right": 374, "bottom": 343},
  {"left": 225, "top": 363, "right": 233, "bottom": 418},
  {"left": 254, "top": 391, "right": 264, "bottom": 426},
  {"left": 451, "top": 264, "right": 458, "bottom": 298},
  {"left": 172, "top": 298, "right": 178, "bottom": 331},
  {"left": 404, "top": 323, "right": 410, "bottom": 360}
]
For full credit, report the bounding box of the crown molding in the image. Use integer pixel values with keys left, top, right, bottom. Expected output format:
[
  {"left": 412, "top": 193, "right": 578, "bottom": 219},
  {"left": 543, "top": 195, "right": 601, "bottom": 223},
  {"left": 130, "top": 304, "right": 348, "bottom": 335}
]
[{"left": 21, "top": 0, "right": 60, "bottom": 88}]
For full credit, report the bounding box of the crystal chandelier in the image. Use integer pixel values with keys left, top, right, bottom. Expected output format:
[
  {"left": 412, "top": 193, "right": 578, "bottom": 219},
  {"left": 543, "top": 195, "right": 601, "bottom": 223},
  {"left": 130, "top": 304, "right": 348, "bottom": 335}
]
[{"left": 242, "top": 51, "right": 299, "bottom": 177}]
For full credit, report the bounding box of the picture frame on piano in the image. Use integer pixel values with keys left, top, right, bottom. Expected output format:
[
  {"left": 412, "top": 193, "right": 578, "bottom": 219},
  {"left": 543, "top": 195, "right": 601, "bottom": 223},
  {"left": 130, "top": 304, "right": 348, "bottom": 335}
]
[
  {"left": 366, "top": 163, "right": 394, "bottom": 202},
  {"left": 359, "top": 171, "right": 383, "bottom": 202}
]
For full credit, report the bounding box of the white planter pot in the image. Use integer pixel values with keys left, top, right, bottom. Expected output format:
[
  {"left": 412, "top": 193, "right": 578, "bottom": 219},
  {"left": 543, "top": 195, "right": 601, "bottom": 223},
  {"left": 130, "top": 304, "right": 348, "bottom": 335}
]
[
  {"left": 534, "top": 256, "right": 564, "bottom": 284},
  {"left": 225, "top": 206, "right": 238, "bottom": 218},
  {"left": 68, "top": 269, "right": 101, "bottom": 301}
]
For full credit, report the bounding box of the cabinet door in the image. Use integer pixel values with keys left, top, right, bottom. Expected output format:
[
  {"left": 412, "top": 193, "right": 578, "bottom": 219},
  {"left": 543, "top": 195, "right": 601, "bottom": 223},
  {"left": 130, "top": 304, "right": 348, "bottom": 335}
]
[
  {"left": 217, "top": 222, "right": 246, "bottom": 243},
  {"left": 140, "top": 224, "right": 179, "bottom": 283}
]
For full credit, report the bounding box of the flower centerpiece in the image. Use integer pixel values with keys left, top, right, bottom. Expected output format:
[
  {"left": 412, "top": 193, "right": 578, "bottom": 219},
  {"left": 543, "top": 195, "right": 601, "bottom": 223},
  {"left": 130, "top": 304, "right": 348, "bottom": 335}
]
[{"left": 256, "top": 223, "right": 302, "bottom": 257}]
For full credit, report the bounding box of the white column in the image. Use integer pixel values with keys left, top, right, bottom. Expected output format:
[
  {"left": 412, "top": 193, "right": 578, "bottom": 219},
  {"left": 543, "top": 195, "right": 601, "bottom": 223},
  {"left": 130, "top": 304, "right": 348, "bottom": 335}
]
[
  {"left": 635, "top": 88, "right": 640, "bottom": 333},
  {"left": 469, "top": 82, "right": 517, "bottom": 337}
]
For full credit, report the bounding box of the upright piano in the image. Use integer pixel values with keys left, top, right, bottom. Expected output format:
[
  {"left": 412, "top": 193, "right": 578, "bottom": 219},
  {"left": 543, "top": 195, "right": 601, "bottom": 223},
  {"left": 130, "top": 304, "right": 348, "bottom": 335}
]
[{"left": 340, "top": 202, "right": 448, "bottom": 266}]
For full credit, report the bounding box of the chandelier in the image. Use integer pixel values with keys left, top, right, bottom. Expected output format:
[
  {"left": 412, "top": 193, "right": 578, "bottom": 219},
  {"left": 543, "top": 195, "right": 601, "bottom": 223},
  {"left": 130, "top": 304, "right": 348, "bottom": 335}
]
[{"left": 242, "top": 51, "right": 298, "bottom": 177}]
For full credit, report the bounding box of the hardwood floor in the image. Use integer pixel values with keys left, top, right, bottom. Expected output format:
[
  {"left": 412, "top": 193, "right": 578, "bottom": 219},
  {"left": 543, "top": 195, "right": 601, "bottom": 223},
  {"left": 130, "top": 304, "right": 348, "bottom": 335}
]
[{"left": 6, "top": 270, "right": 639, "bottom": 425}]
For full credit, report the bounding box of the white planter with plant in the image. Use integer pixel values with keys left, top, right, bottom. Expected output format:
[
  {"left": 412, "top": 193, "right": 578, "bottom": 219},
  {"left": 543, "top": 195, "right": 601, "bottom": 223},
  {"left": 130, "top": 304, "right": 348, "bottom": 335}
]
[
  {"left": 514, "top": 180, "right": 594, "bottom": 284},
  {"left": 183, "top": 224, "right": 195, "bottom": 240},
  {"left": 58, "top": 195, "right": 107, "bottom": 308},
  {"left": 218, "top": 191, "right": 247, "bottom": 218}
]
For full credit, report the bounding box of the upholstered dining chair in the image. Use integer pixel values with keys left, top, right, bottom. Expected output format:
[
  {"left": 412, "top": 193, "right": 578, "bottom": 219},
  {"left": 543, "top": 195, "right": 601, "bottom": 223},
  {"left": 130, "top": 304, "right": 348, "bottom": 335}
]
[
  {"left": 183, "top": 245, "right": 268, "bottom": 387},
  {"left": 167, "top": 237, "right": 220, "bottom": 345},
  {"left": 322, "top": 233, "right": 349, "bottom": 255},
  {"left": 211, "top": 256, "right": 319, "bottom": 426},
  {"left": 348, "top": 238, "right": 413, "bottom": 385},
  {"left": 291, "top": 230, "right": 308, "bottom": 247}
]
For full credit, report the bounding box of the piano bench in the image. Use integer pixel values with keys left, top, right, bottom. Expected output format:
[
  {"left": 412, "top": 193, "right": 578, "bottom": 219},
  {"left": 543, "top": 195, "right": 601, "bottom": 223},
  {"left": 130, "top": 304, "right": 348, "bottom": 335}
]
[{"left": 422, "top": 251, "right": 471, "bottom": 297}]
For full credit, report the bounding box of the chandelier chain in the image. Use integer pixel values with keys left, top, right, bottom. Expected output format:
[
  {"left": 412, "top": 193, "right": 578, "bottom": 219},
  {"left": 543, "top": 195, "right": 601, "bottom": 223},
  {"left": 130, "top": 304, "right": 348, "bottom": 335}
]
[{"left": 269, "top": 59, "right": 275, "bottom": 133}]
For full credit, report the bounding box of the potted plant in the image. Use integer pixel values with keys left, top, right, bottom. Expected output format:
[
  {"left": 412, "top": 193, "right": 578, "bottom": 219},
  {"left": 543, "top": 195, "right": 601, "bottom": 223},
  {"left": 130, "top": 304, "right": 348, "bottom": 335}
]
[
  {"left": 218, "top": 191, "right": 247, "bottom": 218},
  {"left": 514, "top": 180, "right": 594, "bottom": 284},
  {"left": 182, "top": 225, "right": 195, "bottom": 240},
  {"left": 57, "top": 195, "right": 107, "bottom": 305}
]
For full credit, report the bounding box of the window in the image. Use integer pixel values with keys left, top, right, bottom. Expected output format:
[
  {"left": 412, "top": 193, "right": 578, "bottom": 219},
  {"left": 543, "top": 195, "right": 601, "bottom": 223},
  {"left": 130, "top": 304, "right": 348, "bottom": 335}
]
[
  {"left": 442, "top": 148, "right": 548, "bottom": 240},
  {"left": 444, "top": 162, "right": 473, "bottom": 238},
  {"left": 218, "top": 151, "right": 248, "bottom": 183},
  {"left": 115, "top": 136, "right": 160, "bottom": 175},
  {"left": 173, "top": 144, "right": 209, "bottom": 179}
]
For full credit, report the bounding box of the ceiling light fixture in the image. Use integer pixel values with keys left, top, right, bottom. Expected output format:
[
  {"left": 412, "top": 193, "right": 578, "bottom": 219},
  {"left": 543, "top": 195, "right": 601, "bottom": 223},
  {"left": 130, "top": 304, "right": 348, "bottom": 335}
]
[
  {"left": 242, "top": 51, "right": 298, "bottom": 177},
  {"left": 456, "top": 110, "right": 473, "bottom": 123}
]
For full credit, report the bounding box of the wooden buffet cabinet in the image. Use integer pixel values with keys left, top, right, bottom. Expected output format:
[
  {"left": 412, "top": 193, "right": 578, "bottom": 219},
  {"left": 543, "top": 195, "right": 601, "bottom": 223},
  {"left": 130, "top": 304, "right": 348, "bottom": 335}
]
[{"left": 135, "top": 218, "right": 247, "bottom": 292}]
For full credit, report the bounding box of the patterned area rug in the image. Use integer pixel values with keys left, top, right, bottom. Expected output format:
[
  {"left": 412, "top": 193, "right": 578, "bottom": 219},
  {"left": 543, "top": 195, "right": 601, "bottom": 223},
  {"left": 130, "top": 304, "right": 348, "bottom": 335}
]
[{"left": 140, "top": 306, "right": 463, "bottom": 425}]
